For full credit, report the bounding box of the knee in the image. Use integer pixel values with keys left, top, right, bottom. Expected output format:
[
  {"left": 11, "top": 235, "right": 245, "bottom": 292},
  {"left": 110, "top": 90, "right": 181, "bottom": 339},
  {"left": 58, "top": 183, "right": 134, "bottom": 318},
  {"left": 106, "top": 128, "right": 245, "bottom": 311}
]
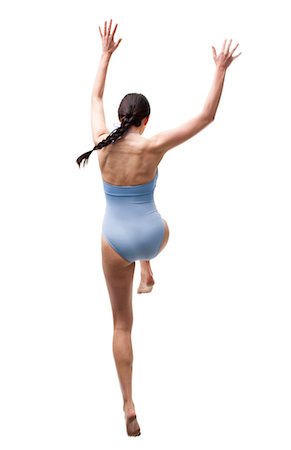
[
  {"left": 164, "top": 220, "right": 170, "bottom": 240},
  {"left": 113, "top": 319, "right": 133, "bottom": 333},
  {"left": 157, "top": 219, "right": 169, "bottom": 254}
]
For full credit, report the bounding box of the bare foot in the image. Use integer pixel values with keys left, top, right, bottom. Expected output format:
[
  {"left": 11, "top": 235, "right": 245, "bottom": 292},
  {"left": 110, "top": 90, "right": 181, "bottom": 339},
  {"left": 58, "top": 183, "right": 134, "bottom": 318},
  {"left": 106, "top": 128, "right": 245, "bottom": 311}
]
[
  {"left": 123, "top": 405, "right": 141, "bottom": 437},
  {"left": 137, "top": 275, "right": 155, "bottom": 294},
  {"left": 138, "top": 260, "right": 155, "bottom": 294}
]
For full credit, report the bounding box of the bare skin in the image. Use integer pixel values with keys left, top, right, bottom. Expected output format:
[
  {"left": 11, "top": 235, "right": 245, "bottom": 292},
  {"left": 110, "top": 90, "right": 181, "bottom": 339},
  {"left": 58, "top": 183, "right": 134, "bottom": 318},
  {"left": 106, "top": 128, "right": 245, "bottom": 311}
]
[
  {"left": 89, "top": 19, "right": 241, "bottom": 436},
  {"left": 101, "top": 222, "right": 169, "bottom": 436},
  {"left": 137, "top": 260, "right": 155, "bottom": 294}
]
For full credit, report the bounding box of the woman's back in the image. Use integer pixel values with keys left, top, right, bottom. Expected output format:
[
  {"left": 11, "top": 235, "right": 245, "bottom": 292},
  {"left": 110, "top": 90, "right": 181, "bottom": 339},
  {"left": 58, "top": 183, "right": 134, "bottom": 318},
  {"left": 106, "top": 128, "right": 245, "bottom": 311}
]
[{"left": 97, "top": 133, "right": 163, "bottom": 186}]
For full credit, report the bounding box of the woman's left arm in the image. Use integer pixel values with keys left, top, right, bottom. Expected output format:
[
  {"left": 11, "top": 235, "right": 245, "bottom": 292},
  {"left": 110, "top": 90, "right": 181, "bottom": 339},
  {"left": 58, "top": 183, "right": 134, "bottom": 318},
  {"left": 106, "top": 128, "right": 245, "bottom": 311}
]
[{"left": 91, "top": 20, "right": 122, "bottom": 145}]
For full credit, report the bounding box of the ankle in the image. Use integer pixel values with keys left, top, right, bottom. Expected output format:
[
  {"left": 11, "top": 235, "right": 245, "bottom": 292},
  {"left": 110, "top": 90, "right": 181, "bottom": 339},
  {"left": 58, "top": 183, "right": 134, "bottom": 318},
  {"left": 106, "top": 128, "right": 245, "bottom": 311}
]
[
  {"left": 123, "top": 400, "right": 135, "bottom": 411},
  {"left": 141, "top": 270, "right": 152, "bottom": 277}
]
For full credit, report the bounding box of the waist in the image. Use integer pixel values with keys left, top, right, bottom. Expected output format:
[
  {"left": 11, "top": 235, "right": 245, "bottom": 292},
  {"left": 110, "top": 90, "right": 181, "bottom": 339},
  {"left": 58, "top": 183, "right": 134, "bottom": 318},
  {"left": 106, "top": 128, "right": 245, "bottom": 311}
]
[
  {"left": 104, "top": 191, "right": 155, "bottom": 204},
  {"left": 104, "top": 194, "right": 158, "bottom": 218}
]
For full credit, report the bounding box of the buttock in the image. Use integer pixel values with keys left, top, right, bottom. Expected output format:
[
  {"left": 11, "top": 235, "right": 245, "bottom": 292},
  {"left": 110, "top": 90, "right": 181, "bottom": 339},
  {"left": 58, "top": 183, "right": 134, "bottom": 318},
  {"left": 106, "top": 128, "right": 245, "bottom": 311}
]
[{"left": 102, "top": 214, "right": 166, "bottom": 263}]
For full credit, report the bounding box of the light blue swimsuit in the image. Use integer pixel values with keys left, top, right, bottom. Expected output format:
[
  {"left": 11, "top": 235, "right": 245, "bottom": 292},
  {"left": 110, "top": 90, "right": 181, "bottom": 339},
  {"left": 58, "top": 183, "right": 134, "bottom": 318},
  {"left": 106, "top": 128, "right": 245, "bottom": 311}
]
[{"left": 102, "top": 169, "right": 165, "bottom": 263}]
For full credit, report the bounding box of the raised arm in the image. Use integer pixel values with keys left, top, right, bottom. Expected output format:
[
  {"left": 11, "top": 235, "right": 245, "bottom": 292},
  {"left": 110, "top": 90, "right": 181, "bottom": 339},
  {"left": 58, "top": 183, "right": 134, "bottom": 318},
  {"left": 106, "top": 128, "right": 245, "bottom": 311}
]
[
  {"left": 149, "top": 39, "right": 242, "bottom": 155},
  {"left": 91, "top": 20, "right": 122, "bottom": 145}
]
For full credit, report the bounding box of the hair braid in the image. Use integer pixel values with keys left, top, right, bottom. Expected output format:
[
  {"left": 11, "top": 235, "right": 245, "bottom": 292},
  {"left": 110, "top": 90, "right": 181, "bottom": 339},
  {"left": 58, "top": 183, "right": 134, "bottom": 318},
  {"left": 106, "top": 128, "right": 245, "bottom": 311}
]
[
  {"left": 75, "top": 116, "right": 134, "bottom": 168},
  {"left": 76, "top": 92, "right": 150, "bottom": 168}
]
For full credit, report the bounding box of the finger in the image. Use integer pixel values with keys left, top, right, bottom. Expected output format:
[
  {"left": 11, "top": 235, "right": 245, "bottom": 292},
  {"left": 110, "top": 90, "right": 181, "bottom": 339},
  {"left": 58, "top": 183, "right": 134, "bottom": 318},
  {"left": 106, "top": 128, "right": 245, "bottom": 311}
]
[
  {"left": 230, "top": 43, "right": 239, "bottom": 56},
  {"left": 226, "top": 38, "right": 232, "bottom": 54},
  {"left": 115, "top": 38, "right": 122, "bottom": 50},
  {"left": 211, "top": 46, "right": 217, "bottom": 58},
  {"left": 232, "top": 51, "right": 242, "bottom": 59},
  {"left": 98, "top": 26, "right": 103, "bottom": 38},
  {"left": 112, "top": 23, "right": 118, "bottom": 39},
  {"left": 108, "top": 18, "right": 112, "bottom": 35},
  {"left": 221, "top": 39, "right": 227, "bottom": 54},
  {"left": 104, "top": 20, "right": 107, "bottom": 36}
]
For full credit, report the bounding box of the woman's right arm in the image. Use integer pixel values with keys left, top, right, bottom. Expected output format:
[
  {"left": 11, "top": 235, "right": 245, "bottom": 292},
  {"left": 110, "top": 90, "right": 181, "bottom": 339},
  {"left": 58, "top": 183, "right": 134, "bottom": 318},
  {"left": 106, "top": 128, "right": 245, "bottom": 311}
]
[
  {"left": 91, "top": 20, "right": 122, "bottom": 146},
  {"left": 149, "top": 39, "right": 241, "bottom": 155}
]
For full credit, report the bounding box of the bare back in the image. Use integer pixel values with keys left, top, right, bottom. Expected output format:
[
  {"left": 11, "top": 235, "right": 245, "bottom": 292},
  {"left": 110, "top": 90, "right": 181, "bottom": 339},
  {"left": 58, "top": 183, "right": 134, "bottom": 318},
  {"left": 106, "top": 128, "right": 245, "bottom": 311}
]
[{"left": 97, "top": 133, "right": 164, "bottom": 186}]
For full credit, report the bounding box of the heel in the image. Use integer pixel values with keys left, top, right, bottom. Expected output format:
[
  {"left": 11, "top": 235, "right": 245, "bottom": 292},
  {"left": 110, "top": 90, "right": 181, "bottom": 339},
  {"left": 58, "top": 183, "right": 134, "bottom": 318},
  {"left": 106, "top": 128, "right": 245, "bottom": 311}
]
[{"left": 125, "top": 414, "right": 141, "bottom": 436}]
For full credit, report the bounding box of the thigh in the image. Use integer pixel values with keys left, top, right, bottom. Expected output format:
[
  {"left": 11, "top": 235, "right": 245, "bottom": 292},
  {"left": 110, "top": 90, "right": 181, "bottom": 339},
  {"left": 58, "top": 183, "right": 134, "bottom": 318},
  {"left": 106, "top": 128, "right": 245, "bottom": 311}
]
[{"left": 101, "top": 235, "right": 136, "bottom": 328}]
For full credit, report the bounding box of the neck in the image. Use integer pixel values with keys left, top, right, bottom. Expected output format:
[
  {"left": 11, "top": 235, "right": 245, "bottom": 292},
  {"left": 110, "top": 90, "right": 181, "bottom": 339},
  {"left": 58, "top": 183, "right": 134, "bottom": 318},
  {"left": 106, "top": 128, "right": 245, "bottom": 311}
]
[{"left": 127, "top": 125, "right": 145, "bottom": 135}]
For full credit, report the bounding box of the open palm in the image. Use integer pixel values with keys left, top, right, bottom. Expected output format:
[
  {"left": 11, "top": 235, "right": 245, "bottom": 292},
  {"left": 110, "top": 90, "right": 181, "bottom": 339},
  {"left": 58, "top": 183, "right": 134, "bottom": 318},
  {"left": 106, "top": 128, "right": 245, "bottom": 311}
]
[
  {"left": 99, "top": 19, "right": 122, "bottom": 55},
  {"left": 212, "top": 39, "right": 242, "bottom": 69}
]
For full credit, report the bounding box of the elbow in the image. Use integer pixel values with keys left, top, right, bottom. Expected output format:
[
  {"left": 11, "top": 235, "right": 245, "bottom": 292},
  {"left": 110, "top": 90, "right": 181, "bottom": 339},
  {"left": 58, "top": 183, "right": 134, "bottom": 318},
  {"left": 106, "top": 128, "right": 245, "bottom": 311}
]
[
  {"left": 201, "top": 111, "right": 215, "bottom": 125},
  {"left": 204, "top": 114, "right": 215, "bottom": 125},
  {"left": 208, "top": 112, "right": 216, "bottom": 123},
  {"left": 91, "top": 95, "right": 103, "bottom": 103}
]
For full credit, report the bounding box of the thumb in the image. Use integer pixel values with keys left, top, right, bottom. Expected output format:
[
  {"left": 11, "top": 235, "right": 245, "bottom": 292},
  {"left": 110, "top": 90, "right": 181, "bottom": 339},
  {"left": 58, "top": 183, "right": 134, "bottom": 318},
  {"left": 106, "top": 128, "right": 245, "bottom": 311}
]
[
  {"left": 115, "top": 38, "right": 122, "bottom": 49},
  {"left": 211, "top": 46, "right": 217, "bottom": 58}
]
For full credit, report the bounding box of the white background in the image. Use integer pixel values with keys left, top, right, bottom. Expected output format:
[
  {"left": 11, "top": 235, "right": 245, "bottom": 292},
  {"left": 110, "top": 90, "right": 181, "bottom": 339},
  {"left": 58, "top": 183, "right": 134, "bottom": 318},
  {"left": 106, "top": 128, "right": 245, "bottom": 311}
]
[{"left": 1, "top": 0, "right": 290, "bottom": 448}]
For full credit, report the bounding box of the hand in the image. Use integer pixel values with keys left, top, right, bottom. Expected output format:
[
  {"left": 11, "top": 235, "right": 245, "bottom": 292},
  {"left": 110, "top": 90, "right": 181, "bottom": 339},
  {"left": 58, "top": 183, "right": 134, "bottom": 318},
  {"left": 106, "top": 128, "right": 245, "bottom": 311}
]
[
  {"left": 212, "top": 39, "right": 242, "bottom": 70},
  {"left": 99, "top": 19, "right": 122, "bottom": 55}
]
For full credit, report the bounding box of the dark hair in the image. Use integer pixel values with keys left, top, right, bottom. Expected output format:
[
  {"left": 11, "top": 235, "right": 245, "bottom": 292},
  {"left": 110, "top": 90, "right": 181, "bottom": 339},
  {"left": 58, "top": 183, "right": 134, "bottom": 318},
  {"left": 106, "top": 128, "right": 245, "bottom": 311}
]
[{"left": 76, "top": 93, "right": 150, "bottom": 168}]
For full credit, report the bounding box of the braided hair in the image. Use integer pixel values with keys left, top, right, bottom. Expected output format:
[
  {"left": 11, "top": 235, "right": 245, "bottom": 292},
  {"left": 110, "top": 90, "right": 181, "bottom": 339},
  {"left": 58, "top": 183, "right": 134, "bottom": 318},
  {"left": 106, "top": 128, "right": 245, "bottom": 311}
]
[{"left": 76, "top": 93, "right": 150, "bottom": 168}]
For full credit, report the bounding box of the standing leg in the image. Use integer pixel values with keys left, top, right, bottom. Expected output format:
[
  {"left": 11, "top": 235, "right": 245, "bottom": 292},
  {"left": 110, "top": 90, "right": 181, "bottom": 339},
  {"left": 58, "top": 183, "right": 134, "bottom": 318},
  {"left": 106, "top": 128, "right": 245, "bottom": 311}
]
[{"left": 101, "top": 236, "right": 141, "bottom": 436}]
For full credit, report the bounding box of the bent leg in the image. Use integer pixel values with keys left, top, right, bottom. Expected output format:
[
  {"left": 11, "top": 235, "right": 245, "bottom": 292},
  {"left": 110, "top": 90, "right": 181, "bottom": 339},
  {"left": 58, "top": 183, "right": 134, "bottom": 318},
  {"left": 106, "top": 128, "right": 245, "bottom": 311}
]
[
  {"left": 137, "top": 260, "right": 155, "bottom": 294},
  {"left": 137, "top": 220, "right": 170, "bottom": 294},
  {"left": 158, "top": 219, "right": 170, "bottom": 255}
]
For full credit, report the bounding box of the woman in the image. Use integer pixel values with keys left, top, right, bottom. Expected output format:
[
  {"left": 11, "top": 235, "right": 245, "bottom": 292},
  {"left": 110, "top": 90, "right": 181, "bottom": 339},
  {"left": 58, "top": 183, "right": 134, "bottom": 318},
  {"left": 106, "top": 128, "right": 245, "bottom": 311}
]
[{"left": 76, "top": 20, "right": 241, "bottom": 437}]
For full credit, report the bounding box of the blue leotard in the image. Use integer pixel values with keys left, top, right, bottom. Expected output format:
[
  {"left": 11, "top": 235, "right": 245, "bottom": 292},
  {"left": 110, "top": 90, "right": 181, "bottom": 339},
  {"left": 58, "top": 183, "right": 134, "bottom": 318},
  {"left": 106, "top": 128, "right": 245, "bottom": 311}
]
[{"left": 102, "top": 169, "right": 165, "bottom": 263}]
